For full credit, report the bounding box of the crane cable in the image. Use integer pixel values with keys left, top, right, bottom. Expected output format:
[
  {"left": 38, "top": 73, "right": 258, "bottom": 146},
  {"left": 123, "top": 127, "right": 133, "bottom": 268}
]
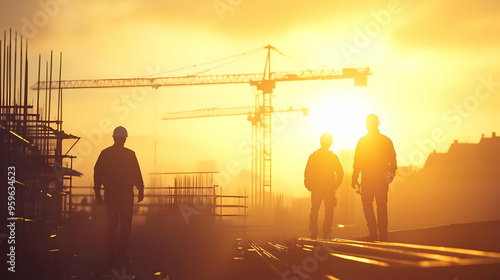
[
  {"left": 271, "top": 46, "right": 313, "bottom": 71},
  {"left": 189, "top": 54, "right": 254, "bottom": 76},
  {"left": 186, "top": 46, "right": 314, "bottom": 76},
  {"left": 146, "top": 46, "right": 264, "bottom": 77},
  {"left": 272, "top": 46, "right": 338, "bottom": 73},
  {"left": 146, "top": 45, "right": 320, "bottom": 78}
]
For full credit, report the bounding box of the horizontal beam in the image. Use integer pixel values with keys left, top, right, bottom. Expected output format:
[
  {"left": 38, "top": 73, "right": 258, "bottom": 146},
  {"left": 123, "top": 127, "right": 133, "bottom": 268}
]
[
  {"left": 31, "top": 68, "right": 371, "bottom": 90},
  {"left": 162, "top": 106, "right": 308, "bottom": 120}
]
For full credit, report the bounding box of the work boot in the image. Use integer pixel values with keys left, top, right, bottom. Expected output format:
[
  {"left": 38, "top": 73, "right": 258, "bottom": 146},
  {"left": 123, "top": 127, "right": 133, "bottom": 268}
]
[
  {"left": 378, "top": 232, "right": 388, "bottom": 242},
  {"left": 359, "top": 234, "right": 378, "bottom": 242},
  {"left": 322, "top": 234, "right": 333, "bottom": 240}
]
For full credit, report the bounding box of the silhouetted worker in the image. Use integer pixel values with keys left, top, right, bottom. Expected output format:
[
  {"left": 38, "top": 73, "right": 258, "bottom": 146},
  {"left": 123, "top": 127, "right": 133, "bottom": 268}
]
[
  {"left": 352, "top": 114, "right": 396, "bottom": 242},
  {"left": 94, "top": 126, "right": 144, "bottom": 264},
  {"left": 304, "top": 133, "right": 344, "bottom": 239}
]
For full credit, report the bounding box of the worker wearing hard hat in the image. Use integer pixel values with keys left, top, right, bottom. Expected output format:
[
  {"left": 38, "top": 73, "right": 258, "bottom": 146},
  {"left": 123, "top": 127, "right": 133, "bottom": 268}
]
[
  {"left": 94, "top": 126, "right": 144, "bottom": 264},
  {"left": 352, "top": 114, "right": 397, "bottom": 242},
  {"left": 304, "top": 133, "right": 344, "bottom": 239}
]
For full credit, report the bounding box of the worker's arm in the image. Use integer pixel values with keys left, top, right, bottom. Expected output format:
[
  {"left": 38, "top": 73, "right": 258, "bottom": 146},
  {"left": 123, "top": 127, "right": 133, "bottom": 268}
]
[
  {"left": 351, "top": 140, "right": 362, "bottom": 189},
  {"left": 333, "top": 155, "right": 344, "bottom": 190},
  {"left": 131, "top": 152, "right": 145, "bottom": 202},
  {"left": 93, "top": 152, "right": 104, "bottom": 205},
  {"left": 304, "top": 154, "right": 313, "bottom": 191},
  {"left": 387, "top": 138, "right": 397, "bottom": 173},
  {"left": 386, "top": 137, "right": 397, "bottom": 183}
]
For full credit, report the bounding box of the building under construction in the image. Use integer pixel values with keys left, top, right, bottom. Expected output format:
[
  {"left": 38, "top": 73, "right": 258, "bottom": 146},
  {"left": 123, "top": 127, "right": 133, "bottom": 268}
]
[{"left": 72, "top": 171, "right": 248, "bottom": 229}]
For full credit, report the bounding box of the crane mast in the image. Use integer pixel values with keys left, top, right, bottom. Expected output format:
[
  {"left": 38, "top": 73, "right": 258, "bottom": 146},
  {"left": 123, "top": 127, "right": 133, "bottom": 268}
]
[{"left": 162, "top": 104, "right": 309, "bottom": 209}]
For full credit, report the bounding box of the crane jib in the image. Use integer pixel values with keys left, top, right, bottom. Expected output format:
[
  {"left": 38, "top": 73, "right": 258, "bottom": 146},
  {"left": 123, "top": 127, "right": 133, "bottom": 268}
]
[{"left": 31, "top": 68, "right": 371, "bottom": 90}]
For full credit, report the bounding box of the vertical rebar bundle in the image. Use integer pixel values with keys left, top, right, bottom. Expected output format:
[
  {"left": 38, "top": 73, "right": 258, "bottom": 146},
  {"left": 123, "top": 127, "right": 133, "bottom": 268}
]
[{"left": 0, "top": 28, "right": 80, "bottom": 276}]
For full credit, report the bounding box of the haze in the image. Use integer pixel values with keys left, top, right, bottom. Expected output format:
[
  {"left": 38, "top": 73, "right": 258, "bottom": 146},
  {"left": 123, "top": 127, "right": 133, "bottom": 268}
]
[{"left": 1, "top": 0, "right": 499, "bottom": 198}]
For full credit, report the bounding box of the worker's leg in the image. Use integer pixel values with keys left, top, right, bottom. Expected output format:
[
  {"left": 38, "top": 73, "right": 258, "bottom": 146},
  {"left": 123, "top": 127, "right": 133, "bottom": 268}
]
[
  {"left": 375, "top": 185, "right": 389, "bottom": 241},
  {"left": 360, "top": 186, "right": 377, "bottom": 238},
  {"left": 105, "top": 203, "right": 120, "bottom": 263},
  {"left": 117, "top": 203, "right": 134, "bottom": 262},
  {"left": 309, "top": 191, "right": 322, "bottom": 239},
  {"left": 322, "top": 192, "right": 336, "bottom": 239}
]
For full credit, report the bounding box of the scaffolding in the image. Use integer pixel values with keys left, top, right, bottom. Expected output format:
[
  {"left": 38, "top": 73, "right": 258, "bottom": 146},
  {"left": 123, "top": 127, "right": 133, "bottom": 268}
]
[
  {"left": 72, "top": 172, "right": 247, "bottom": 232},
  {"left": 0, "top": 29, "right": 80, "bottom": 275}
]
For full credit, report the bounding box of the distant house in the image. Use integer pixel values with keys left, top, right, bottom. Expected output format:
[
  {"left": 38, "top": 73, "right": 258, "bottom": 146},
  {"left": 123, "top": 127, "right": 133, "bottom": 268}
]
[{"left": 389, "top": 133, "right": 500, "bottom": 230}]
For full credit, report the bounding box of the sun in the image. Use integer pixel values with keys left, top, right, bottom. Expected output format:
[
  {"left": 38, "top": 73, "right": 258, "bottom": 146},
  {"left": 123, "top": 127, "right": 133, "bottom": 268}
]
[{"left": 309, "top": 91, "right": 372, "bottom": 150}]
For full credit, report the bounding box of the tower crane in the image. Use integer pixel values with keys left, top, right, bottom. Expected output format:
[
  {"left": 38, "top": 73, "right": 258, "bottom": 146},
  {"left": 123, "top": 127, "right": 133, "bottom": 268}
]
[{"left": 32, "top": 45, "right": 371, "bottom": 210}]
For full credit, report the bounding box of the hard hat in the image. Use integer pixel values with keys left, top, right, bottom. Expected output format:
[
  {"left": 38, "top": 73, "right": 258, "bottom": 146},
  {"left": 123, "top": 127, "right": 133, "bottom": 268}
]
[
  {"left": 366, "top": 114, "right": 380, "bottom": 125},
  {"left": 112, "top": 126, "right": 128, "bottom": 137},
  {"left": 320, "top": 133, "right": 333, "bottom": 145}
]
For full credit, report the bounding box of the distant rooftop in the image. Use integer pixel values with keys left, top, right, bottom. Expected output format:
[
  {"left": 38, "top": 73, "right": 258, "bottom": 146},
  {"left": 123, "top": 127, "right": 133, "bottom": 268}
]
[{"left": 424, "top": 132, "right": 500, "bottom": 170}]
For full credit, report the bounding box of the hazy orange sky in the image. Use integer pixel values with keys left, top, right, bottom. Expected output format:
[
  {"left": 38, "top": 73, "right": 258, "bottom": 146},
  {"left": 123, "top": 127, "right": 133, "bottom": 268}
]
[{"left": 1, "top": 0, "right": 499, "bottom": 196}]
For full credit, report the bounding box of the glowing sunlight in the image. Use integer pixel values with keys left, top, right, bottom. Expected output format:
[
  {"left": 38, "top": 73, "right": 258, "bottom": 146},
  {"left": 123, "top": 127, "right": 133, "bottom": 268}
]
[{"left": 309, "top": 90, "right": 372, "bottom": 150}]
